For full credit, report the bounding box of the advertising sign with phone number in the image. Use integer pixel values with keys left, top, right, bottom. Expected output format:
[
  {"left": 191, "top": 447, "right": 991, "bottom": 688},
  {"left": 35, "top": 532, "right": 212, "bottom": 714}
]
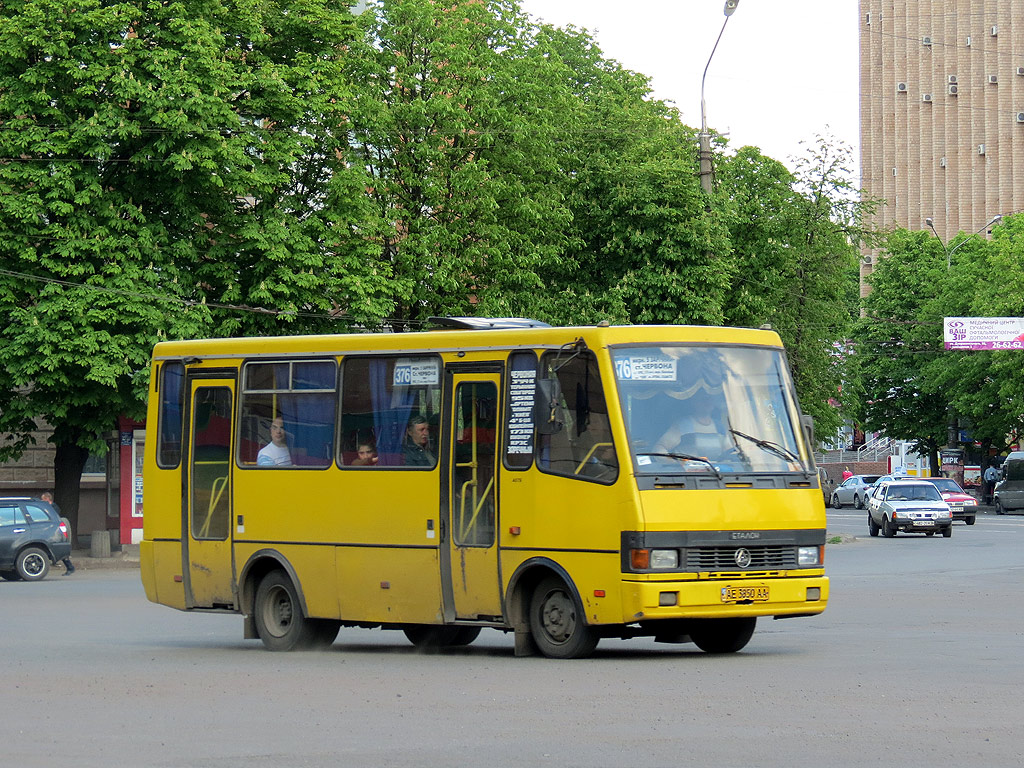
[{"left": 944, "top": 317, "right": 1024, "bottom": 350}]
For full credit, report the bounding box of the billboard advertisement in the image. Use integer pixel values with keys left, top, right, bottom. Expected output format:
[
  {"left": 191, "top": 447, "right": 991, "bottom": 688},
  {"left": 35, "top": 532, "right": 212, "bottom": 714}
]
[{"left": 943, "top": 317, "right": 1024, "bottom": 350}]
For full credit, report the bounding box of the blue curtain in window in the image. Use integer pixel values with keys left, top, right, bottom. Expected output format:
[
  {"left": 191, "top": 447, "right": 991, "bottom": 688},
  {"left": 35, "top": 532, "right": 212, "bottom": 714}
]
[{"left": 370, "top": 360, "right": 416, "bottom": 466}]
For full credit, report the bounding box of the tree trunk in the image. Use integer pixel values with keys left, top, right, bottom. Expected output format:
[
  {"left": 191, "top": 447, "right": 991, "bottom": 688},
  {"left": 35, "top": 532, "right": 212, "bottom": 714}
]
[{"left": 54, "top": 442, "right": 90, "bottom": 549}]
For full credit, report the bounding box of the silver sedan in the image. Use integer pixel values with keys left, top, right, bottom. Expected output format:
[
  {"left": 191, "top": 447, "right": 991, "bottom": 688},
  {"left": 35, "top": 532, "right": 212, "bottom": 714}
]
[{"left": 866, "top": 481, "right": 953, "bottom": 538}]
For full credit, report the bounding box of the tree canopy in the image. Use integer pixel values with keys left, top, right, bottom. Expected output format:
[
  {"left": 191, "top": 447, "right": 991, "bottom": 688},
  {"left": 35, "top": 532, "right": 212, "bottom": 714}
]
[{"left": 1, "top": 0, "right": 871, "bottom": 533}]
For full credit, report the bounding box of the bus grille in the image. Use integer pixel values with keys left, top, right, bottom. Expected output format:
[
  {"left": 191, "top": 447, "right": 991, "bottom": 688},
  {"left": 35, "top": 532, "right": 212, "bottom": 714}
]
[{"left": 686, "top": 545, "right": 797, "bottom": 571}]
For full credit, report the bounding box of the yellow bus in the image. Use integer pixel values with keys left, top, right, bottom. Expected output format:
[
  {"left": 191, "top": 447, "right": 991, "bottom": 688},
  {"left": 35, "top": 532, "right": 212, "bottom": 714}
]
[{"left": 141, "top": 319, "right": 828, "bottom": 658}]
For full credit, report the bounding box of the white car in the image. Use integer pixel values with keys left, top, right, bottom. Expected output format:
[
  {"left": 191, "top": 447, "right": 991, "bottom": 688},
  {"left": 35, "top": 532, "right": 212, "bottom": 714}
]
[{"left": 866, "top": 480, "right": 953, "bottom": 538}]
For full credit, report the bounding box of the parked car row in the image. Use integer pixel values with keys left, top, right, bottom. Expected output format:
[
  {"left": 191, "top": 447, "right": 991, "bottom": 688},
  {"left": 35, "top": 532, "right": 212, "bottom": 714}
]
[
  {"left": 0, "top": 497, "right": 71, "bottom": 581},
  {"left": 821, "top": 470, "right": 987, "bottom": 538}
]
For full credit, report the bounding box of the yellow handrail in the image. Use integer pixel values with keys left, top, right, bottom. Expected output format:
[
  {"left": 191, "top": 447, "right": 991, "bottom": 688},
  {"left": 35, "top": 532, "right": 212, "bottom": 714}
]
[{"left": 574, "top": 442, "right": 613, "bottom": 476}]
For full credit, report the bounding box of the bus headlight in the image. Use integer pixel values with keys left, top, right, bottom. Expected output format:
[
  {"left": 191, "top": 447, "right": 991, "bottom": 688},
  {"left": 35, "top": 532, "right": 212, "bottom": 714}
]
[
  {"left": 650, "top": 549, "right": 679, "bottom": 569},
  {"left": 797, "top": 546, "right": 822, "bottom": 567}
]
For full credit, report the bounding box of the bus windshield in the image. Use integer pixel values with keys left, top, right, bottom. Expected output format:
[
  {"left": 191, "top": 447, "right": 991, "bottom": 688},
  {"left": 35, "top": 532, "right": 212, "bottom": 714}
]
[{"left": 611, "top": 345, "right": 809, "bottom": 475}]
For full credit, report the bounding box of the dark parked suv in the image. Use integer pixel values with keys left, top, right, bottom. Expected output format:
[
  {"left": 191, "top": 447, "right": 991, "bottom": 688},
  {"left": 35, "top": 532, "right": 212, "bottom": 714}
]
[{"left": 0, "top": 497, "right": 71, "bottom": 581}]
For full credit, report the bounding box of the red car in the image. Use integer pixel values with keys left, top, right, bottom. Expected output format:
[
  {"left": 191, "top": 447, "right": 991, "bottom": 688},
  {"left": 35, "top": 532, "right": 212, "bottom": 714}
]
[{"left": 922, "top": 477, "right": 978, "bottom": 525}]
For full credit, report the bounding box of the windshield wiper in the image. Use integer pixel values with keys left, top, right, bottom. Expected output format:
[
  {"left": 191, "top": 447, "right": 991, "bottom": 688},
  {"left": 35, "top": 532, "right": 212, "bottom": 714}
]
[
  {"left": 634, "top": 452, "right": 721, "bottom": 480},
  {"left": 728, "top": 429, "right": 801, "bottom": 464}
]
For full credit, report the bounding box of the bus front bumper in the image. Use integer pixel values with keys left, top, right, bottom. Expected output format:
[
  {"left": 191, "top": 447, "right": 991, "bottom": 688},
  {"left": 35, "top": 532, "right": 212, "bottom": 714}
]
[{"left": 620, "top": 574, "right": 829, "bottom": 622}]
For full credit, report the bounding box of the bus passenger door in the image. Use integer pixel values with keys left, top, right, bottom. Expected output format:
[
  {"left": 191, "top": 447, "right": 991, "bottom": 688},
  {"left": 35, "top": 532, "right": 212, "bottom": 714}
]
[
  {"left": 185, "top": 377, "right": 236, "bottom": 608},
  {"left": 441, "top": 369, "right": 502, "bottom": 620}
]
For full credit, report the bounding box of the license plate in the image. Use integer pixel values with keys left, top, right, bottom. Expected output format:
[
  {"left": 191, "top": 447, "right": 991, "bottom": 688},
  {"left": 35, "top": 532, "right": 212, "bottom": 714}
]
[
  {"left": 913, "top": 520, "right": 935, "bottom": 526},
  {"left": 721, "top": 585, "right": 769, "bottom": 603}
]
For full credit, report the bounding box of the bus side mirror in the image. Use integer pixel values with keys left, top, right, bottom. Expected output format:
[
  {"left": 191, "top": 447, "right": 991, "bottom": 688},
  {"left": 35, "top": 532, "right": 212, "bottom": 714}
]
[
  {"left": 801, "top": 414, "right": 815, "bottom": 450},
  {"left": 536, "top": 377, "right": 564, "bottom": 435}
]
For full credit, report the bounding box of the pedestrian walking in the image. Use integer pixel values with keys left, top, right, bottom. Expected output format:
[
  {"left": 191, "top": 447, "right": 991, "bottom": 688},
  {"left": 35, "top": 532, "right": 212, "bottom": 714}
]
[
  {"left": 842, "top": 466, "right": 853, "bottom": 481},
  {"left": 40, "top": 491, "right": 75, "bottom": 575},
  {"left": 982, "top": 463, "right": 999, "bottom": 505}
]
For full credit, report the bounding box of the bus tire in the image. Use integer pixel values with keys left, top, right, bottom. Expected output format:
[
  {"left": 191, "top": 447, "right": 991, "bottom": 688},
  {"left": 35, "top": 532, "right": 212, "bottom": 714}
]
[
  {"left": 253, "top": 570, "right": 337, "bottom": 651},
  {"left": 403, "top": 625, "right": 481, "bottom": 649},
  {"left": 16, "top": 546, "right": 50, "bottom": 582},
  {"left": 689, "top": 617, "right": 756, "bottom": 654},
  {"left": 528, "top": 576, "right": 599, "bottom": 659}
]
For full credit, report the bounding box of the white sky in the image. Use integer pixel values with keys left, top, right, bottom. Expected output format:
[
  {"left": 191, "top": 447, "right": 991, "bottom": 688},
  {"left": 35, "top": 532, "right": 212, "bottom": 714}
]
[{"left": 518, "top": 0, "right": 860, "bottom": 174}]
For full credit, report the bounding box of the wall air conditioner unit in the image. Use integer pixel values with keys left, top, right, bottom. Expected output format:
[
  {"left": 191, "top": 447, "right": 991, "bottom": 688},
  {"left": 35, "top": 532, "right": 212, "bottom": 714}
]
[
  {"left": 922, "top": 93, "right": 933, "bottom": 103},
  {"left": 922, "top": 36, "right": 932, "bottom": 46},
  {"left": 948, "top": 84, "right": 959, "bottom": 95},
  {"left": 939, "top": 157, "right": 947, "bottom": 167},
  {"left": 1017, "top": 67, "right": 1024, "bottom": 76},
  {"left": 992, "top": 25, "right": 998, "bottom": 36},
  {"left": 978, "top": 144, "right": 986, "bottom": 155},
  {"left": 948, "top": 75, "right": 958, "bottom": 84},
  {"left": 862, "top": 255, "right": 873, "bottom": 265},
  {"left": 1017, "top": 112, "right": 1024, "bottom": 124},
  {"left": 892, "top": 167, "right": 898, "bottom": 176},
  {"left": 966, "top": 36, "right": 972, "bottom": 47},
  {"left": 989, "top": 75, "right": 999, "bottom": 84},
  {"left": 896, "top": 82, "right": 908, "bottom": 93},
  {"left": 865, "top": 12, "right": 871, "bottom": 25}
]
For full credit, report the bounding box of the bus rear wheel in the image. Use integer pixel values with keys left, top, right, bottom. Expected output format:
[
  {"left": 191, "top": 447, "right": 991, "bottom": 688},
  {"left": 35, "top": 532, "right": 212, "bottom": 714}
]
[
  {"left": 403, "top": 625, "right": 481, "bottom": 649},
  {"left": 253, "top": 570, "right": 339, "bottom": 651},
  {"left": 528, "top": 576, "right": 599, "bottom": 659},
  {"left": 689, "top": 617, "right": 756, "bottom": 654}
]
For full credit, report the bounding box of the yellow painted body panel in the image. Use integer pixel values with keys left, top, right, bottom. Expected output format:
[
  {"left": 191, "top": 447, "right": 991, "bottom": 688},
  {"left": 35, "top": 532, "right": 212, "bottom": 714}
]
[
  {"left": 140, "top": 540, "right": 186, "bottom": 610},
  {"left": 620, "top": 573, "right": 828, "bottom": 621},
  {"left": 639, "top": 487, "right": 827, "bottom": 533}
]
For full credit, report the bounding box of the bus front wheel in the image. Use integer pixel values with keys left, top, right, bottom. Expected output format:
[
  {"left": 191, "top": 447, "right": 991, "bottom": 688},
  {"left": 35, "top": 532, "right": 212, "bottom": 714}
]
[
  {"left": 689, "top": 617, "right": 756, "bottom": 654},
  {"left": 253, "top": 571, "right": 339, "bottom": 651},
  {"left": 528, "top": 576, "right": 599, "bottom": 659}
]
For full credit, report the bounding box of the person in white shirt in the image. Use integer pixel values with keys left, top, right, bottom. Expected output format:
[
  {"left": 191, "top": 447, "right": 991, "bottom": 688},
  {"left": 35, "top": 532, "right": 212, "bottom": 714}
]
[
  {"left": 257, "top": 417, "right": 293, "bottom": 467},
  {"left": 983, "top": 463, "right": 1000, "bottom": 504}
]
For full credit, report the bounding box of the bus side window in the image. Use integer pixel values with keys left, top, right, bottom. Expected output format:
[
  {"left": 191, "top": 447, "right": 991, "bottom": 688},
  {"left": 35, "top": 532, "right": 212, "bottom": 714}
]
[
  {"left": 339, "top": 356, "right": 441, "bottom": 469},
  {"left": 157, "top": 362, "right": 185, "bottom": 469},
  {"left": 504, "top": 351, "right": 538, "bottom": 470},
  {"left": 237, "top": 360, "right": 336, "bottom": 469},
  {"left": 536, "top": 350, "right": 618, "bottom": 483}
]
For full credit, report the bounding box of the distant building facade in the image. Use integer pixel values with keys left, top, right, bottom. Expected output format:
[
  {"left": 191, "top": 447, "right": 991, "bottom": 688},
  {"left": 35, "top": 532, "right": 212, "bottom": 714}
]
[{"left": 859, "top": 1, "right": 1024, "bottom": 290}]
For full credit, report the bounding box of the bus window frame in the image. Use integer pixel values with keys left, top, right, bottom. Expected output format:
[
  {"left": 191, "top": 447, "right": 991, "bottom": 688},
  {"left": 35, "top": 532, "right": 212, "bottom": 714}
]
[
  {"left": 503, "top": 350, "right": 539, "bottom": 472},
  {"left": 156, "top": 360, "right": 186, "bottom": 470},
  {"left": 236, "top": 358, "right": 338, "bottom": 471},
  {"left": 337, "top": 353, "right": 443, "bottom": 471},
  {"left": 534, "top": 348, "right": 619, "bottom": 485}
]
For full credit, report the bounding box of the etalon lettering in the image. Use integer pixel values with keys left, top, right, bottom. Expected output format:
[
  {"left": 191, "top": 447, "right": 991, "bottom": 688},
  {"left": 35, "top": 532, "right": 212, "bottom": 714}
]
[{"left": 731, "top": 532, "right": 761, "bottom": 540}]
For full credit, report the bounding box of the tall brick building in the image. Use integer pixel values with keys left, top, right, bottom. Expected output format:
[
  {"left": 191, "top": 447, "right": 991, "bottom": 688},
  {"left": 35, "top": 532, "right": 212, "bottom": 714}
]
[{"left": 859, "top": 1, "right": 1024, "bottom": 286}]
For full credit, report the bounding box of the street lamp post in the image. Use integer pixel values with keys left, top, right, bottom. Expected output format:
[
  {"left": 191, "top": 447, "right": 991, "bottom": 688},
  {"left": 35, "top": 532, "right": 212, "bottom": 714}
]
[
  {"left": 698, "top": 0, "right": 740, "bottom": 195},
  {"left": 925, "top": 214, "right": 1003, "bottom": 270}
]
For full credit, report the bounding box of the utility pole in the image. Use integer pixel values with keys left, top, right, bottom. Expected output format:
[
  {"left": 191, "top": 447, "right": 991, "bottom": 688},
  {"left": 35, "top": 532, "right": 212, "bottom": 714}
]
[{"left": 698, "top": 0, "right": 739, "bottom": 196}]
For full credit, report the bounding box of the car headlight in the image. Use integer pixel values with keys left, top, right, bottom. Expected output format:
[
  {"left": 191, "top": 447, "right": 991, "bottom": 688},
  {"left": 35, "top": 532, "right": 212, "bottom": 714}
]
[
  {"left": 964, "top": 499, "right": 977, "bottom": 506},
  {"left": 893, "top": 510, "right": 909, "bottom": 519},
  {"left": 649, "top": 549, "right": 679, "bottom": 569},
  {"left": 797, "top": 546, "right": 822, "bottom": 566}
]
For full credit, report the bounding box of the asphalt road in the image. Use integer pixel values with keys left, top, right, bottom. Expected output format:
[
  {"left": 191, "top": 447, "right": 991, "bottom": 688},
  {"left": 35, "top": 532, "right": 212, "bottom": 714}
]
[{"left": 2, "top": 512, "right": 1023, "bottom": 768}]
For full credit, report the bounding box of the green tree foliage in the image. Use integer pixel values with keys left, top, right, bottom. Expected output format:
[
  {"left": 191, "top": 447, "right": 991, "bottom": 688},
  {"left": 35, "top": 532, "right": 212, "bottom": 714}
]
[
  {"left": 0, "top": 0, "right": 377, "bottom": 534},
  {"left": 856, "top": 214, "right": 1024, "bottom": 467},
  {"left": 718, "top": 137, "right": 870, "bottom": 443},
  {"left": 534, "top": 24, "right": 730, "bottom": 326},
  {"left": 341, "top": 0, "right": 574, "bottom": 326},
  {"left": 854, "top": 229, "right": 952, "bottom": 471}
]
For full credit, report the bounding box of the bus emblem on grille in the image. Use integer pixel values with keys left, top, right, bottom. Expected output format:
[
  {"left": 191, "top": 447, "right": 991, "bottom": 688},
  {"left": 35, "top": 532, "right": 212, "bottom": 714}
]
[{"left": 734, "top": 548, "right": 752, "bottom": 568}]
